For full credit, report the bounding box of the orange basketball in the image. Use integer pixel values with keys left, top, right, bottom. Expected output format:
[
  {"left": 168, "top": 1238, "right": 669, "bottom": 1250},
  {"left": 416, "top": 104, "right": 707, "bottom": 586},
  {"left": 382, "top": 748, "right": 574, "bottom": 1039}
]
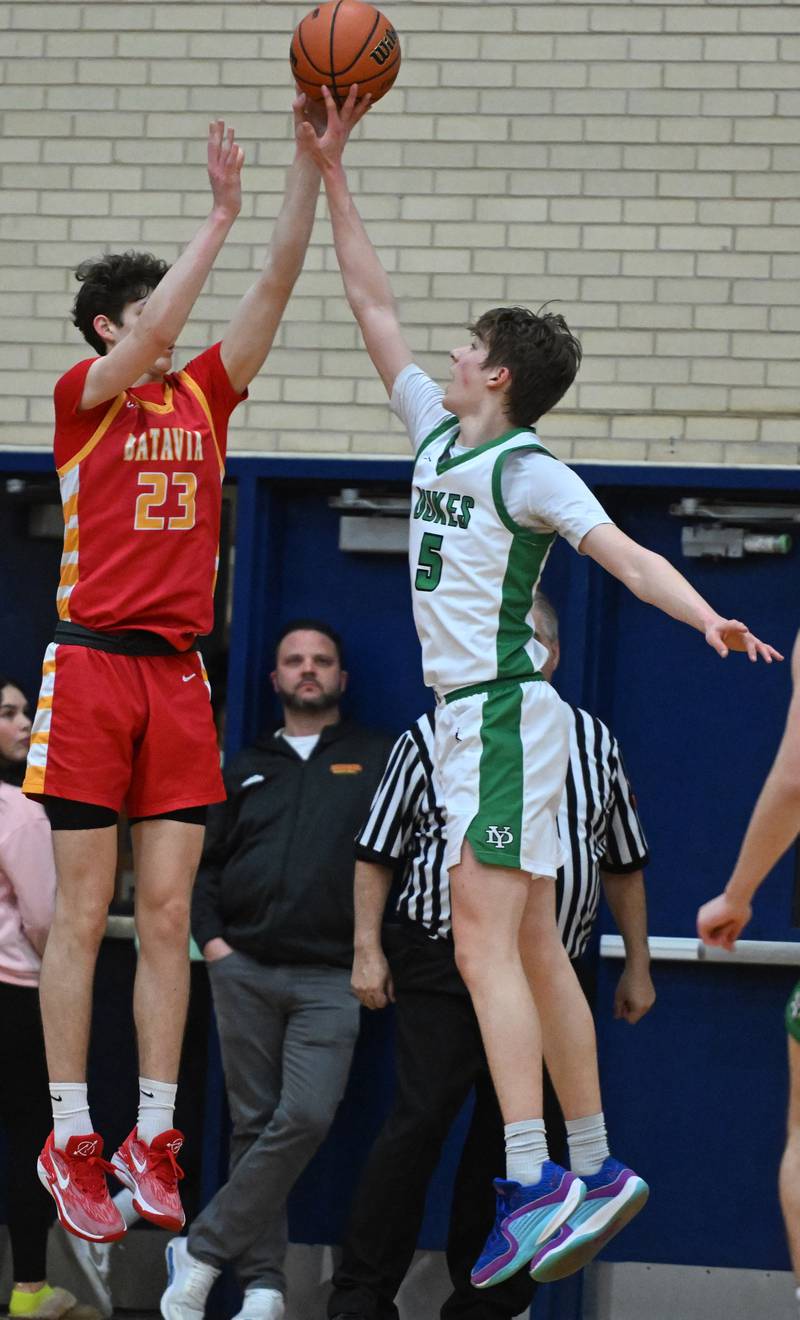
[{"left": 290, "top": 0, "right": 401, "bottom": 106}]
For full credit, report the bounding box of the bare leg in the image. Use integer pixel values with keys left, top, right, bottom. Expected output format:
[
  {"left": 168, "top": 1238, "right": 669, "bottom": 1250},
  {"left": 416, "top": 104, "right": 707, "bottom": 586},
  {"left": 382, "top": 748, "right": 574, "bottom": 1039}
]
[
  {"left": 450, "top": 841, "right": 543, "bottom": 1122},
  {"left": 519, "top": 876, "right": 602, "bottom": 1120},
  {"left": 132, "top": 819, "right": 204, "bottom": 1081},
  {"left": 39, "top": 827, "right": 118, "bottom": 1080},
  {"left": 780, "top": 1037, "right": 800, "bottom": 1281}
]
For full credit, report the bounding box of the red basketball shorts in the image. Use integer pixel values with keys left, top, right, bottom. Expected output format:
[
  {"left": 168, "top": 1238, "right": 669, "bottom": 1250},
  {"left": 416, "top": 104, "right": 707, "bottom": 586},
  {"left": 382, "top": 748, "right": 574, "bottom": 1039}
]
[{"left": 23, "top": 643, "right": 224, "bottom": 816}]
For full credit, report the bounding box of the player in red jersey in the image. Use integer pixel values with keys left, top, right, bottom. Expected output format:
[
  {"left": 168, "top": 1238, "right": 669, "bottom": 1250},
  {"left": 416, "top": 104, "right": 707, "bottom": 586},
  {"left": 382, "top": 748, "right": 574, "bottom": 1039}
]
[{"left": 29, "top": 98, "right": 347, "bottom": 1242}]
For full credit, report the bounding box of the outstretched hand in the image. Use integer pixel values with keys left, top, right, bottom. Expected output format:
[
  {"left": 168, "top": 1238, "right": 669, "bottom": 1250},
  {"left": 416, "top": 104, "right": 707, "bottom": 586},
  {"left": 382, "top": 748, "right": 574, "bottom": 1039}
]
[
  {"left": 295, "top": 84, "right": 372, "bottom": 167},
  {"left": 208, "top": 120, "right": 244, "bottom": 219},
  {"left": 293, "top": 90, "right": 327, "bottom": 140},
  {"left": 705, "top": 617, "right": 783, "bottom": 663},
  {"left": 697, "top": 891, "right": 752, "bottom": 951}
]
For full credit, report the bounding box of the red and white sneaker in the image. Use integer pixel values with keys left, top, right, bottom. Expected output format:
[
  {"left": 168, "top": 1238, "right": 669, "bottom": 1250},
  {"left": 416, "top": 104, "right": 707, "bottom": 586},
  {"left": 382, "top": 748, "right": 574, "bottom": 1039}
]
[
  {"left": 111, "top": 1127, "right": 186, "bottom": 1231},
  {"left": 37, "top": 1131, "right": 126, "bottom": 1243}
]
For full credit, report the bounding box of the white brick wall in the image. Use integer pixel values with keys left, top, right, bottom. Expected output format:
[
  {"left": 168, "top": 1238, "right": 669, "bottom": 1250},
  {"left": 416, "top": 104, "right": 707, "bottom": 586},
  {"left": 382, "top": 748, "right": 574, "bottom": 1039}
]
[{"left": 2, "top": 1, "right": 799, "bottom": 464}]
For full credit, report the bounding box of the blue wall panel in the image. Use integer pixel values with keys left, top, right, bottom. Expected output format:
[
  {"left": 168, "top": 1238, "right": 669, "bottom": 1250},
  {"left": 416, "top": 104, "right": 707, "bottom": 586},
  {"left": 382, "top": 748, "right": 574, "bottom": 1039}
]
[
  {"left": 593, "top": 484, "right": 797, "bottom": 941},
  {"left": 596, "top": 958, "right": 792, "bottom": 1270}
]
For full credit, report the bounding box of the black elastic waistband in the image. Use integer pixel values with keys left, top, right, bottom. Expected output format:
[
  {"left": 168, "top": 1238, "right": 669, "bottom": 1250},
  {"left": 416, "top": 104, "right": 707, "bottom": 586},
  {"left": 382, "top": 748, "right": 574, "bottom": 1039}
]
[{"left": 54, "top": 620, "right": 196, "bottom": 657}]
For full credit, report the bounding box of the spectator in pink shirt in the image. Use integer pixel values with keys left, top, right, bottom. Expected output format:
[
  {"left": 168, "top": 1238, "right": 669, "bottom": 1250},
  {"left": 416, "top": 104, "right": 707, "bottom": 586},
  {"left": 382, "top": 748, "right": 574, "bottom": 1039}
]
[{"left": 0, "top": 677, "right": 78, "bottom": 1320}]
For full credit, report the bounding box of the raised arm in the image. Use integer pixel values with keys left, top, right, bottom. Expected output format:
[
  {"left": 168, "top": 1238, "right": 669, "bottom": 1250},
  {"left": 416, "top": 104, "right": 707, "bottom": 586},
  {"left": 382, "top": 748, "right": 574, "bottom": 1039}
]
[
  {"left": 698, "top": 631, "right": 800, "bottom": 949},
  {"left": 220, "top": 95, "right": 323, "bottom": 394},
  {"left": 81, "top": 121, "right": 243, "bottom": 411},
  {"left": 581, "top": 523, "right": 782, "bottom": 663},
  {"left": 297, "top": 85, "right": 413, "bottom": 395}
]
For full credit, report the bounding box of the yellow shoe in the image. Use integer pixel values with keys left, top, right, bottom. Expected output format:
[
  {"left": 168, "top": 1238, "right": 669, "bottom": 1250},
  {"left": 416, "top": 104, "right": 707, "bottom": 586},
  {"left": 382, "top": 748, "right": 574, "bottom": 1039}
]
[{"left": 9, "top": 1286, "right": 77, "bottom": 1320}]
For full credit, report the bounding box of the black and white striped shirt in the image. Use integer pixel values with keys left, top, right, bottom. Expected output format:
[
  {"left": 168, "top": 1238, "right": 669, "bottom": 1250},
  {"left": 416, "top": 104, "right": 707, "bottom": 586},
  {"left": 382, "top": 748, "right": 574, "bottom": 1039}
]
[{"left": 355, "top": 707, "right": 650, "bottom": 958}]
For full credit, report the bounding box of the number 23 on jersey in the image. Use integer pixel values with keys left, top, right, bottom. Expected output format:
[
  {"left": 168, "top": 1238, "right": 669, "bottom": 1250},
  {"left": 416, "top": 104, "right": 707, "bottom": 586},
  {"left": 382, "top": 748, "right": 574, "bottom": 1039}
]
[{"left": 134, "top": 471, "right": 197, "bottom": 531}]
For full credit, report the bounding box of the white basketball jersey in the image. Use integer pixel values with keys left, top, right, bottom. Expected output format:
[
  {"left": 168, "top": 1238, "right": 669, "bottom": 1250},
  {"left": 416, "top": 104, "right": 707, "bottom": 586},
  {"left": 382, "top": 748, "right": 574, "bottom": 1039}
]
[{"left": 409, "top": 415, "right": 557, "bottom": 697}]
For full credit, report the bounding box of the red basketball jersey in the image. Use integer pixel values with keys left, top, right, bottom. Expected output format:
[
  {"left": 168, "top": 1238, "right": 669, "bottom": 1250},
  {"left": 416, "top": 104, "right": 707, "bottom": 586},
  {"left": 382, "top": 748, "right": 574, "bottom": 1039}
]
[{"left": 52, "top": 343, "right": 245, "bottom": 650}]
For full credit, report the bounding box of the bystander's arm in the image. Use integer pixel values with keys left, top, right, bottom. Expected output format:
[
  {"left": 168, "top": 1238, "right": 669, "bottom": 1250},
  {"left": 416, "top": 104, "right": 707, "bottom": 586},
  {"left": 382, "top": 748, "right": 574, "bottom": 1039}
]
[
  {"left": 601, "top": 869, "right": 655, "bottom": 1025},
  {"left": 191, "top": 796, "right": 234, "bottom": 961},
  {"left": 4, "top": 814, "right": 57, "bottom": 959},
  {"left": 352, "top": 859, "right": 394, "bottom": 1010}
]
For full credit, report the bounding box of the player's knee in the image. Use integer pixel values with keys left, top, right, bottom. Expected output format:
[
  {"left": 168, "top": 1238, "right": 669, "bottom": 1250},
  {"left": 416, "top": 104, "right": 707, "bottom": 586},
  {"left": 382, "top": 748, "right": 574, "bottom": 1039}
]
[
  {"left": 520, "top": 927, "right": 566, "bottom": 976},
  {"left": 56, "top": 890, "right": 111, "bottom": 947},
  {"left": 453, "top": 934, "right": 491, "bottom": 989},
  {"left": 136, "top": 891, "right": 191, "bottom": 945}
]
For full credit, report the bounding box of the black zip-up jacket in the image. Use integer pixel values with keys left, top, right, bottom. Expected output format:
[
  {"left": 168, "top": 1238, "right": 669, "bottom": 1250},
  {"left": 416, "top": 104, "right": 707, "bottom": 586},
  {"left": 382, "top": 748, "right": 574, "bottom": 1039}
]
[{"left": 191, "top": 719, "right": 394, "bottom": 969}]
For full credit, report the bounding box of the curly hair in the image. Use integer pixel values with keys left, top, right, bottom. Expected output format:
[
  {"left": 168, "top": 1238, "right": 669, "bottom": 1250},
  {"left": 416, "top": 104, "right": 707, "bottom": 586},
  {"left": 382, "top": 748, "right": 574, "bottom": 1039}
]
[
  {"left": 71, "top": 251, "right": 169, "bottom": 355},
  {"left": 468, "top": 305, "right": 582, "bottom": 428}
]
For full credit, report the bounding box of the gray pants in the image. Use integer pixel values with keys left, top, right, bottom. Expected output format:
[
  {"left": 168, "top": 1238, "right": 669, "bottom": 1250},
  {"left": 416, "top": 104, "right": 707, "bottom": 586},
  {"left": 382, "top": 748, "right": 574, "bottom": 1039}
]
[{"left": 189, "top": 952, "right": 360, "bottom": 1294}]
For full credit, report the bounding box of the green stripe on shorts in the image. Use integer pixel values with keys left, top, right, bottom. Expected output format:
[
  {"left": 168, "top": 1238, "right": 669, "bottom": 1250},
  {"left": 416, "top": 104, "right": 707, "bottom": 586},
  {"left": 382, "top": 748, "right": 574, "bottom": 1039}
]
[
  {"left": 465, "top": 683, "right": 525, "bottom": 870},
  {"left": 786, "top": 981, "right": 800, "bottom": 1043}
]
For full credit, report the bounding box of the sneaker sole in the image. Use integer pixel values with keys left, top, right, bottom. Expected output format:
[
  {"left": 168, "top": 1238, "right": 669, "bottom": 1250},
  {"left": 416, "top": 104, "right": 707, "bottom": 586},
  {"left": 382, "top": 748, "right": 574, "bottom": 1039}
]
[
  {"left": 133, "top": 1191, "right": 185, "bottom": 1232},
  {"left": 37, "top": 1159, "right": 126, "bottom": 1245},
  {"left": 530, "top": 1178, "right": 649, "bottom": 1283},
  {"left": 472, "top": 1177, "right": 586, "bottom": 1289}
]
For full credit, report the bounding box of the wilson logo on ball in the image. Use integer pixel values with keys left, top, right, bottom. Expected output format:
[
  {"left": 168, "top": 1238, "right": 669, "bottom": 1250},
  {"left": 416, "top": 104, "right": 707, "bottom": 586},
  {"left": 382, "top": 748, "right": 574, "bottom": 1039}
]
[{"left": 369, "top": 26, "right": 398, "bottom": 67}]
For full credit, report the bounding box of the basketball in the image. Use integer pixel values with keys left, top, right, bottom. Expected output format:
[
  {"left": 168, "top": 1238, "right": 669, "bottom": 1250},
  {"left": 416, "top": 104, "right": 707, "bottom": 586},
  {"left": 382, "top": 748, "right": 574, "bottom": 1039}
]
[{"left": 290, "top": 0, "right": 401, "bottom": 106}]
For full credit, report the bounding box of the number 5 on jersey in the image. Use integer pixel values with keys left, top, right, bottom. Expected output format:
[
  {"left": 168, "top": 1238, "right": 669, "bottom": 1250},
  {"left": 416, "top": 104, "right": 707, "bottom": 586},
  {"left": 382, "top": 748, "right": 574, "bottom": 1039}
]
[{"left": 415, "top": 532, "right": 443, "bottom": 592}]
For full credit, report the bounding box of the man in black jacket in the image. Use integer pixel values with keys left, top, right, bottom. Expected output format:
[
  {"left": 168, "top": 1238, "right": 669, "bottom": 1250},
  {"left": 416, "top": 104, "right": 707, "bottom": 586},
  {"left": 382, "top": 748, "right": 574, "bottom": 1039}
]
[{"left": 160, "top": 621, "right": 393, "bottom": 1320}]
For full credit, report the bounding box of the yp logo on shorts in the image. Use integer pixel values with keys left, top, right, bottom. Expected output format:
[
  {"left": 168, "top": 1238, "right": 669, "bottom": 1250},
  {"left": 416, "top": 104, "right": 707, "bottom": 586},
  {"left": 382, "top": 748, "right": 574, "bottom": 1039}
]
[{"left": 485, "top": 826, "right": 514, "bottom": 849}]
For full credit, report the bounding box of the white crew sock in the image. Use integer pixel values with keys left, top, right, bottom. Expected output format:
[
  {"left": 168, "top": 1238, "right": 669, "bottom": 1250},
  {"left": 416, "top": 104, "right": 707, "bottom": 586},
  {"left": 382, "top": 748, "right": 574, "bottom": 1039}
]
[
  {"left": 504, "top": 1118, "right": 549, "bottom": 1185},
  {"left": 50, "top": 1082, "right": 92, "bottom": 1148},
  {"left": 566, "top": 1112, "right": 610, "bottom": 1176},
  {"left": 137, "top": 1076, "right": 177, "bottom": 1145},
  {"left": 112, "top": 1187, "right": 140, "bottom": 1229}
]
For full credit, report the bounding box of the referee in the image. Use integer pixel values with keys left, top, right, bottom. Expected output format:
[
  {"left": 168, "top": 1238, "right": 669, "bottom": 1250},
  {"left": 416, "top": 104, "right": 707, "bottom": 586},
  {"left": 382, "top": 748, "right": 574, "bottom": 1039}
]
[{"left": 327, "top": 594, "right": 654, "bottom": 1320}]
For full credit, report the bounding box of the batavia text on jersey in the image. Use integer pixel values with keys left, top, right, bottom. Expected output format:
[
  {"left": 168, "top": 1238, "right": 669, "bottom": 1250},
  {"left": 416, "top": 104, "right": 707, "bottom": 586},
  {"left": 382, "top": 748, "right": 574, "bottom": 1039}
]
[{"left": 123, "top": 428, "right": 205, "bottom": 463}]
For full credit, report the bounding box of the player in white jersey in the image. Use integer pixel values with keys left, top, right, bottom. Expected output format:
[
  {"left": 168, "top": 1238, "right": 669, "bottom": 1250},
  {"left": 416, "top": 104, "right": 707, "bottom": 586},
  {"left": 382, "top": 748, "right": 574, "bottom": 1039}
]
[{"left": 297, "top": 89, "right": 782, "bottom": 1289}]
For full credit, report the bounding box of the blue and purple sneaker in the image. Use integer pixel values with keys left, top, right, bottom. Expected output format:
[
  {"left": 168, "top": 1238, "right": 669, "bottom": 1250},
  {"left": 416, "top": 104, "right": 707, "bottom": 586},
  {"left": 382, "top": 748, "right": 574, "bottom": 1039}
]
[
  {"left": 470, "top": 1161, "right": 586, "bottom": 1289},
  {"left": 529, "top": 1157, "right": 649, "bottom": 1283}
]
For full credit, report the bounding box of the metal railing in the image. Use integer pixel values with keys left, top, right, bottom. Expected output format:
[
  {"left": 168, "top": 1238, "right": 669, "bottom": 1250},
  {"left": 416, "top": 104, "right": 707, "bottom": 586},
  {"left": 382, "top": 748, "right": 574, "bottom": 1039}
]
[{"left": 601, "top": 934, "right": 800, "bottom": 967}]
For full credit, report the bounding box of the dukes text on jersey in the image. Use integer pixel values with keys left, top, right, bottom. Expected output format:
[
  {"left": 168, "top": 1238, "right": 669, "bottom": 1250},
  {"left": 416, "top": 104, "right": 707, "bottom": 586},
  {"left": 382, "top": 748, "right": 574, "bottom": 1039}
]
[{"left": 412, "top": 488, "right": 475, "bottom": 529}]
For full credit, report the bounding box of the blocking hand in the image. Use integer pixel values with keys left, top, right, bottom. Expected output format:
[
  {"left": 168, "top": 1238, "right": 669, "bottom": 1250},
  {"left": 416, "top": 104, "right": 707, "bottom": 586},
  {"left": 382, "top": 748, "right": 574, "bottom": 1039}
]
[
  {"left": 208, "top": 120, "right": 244, "bottom": 219},
  {"left": 295, "top": 84, "right": 372, "bottom": 167}
]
